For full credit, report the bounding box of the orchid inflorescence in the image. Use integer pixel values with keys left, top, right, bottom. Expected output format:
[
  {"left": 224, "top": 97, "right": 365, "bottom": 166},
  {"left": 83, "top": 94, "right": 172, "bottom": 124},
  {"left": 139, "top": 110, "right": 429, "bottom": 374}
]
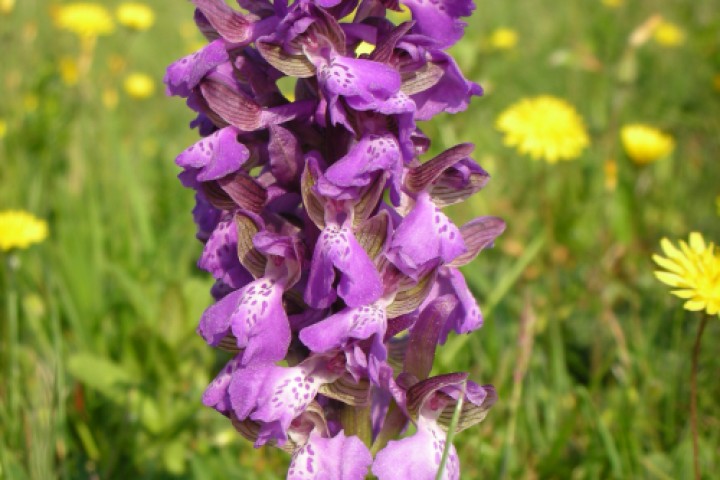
[{"left": 165, "top": 0, "right": 505, "bottom": 478}]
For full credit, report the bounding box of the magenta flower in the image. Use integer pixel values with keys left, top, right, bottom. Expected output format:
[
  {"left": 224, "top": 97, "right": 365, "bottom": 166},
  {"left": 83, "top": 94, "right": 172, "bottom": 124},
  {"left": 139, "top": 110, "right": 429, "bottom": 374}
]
[{"left": 166, "top": 0, "right": 504, "bottom": 477}]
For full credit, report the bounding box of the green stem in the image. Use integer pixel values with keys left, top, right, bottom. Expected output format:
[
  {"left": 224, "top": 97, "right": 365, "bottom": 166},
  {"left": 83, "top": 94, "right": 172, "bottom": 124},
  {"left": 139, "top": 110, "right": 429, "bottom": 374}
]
[
  {"left": 4, "top": 253, "right": 20, "bottom": 443},
  {"left": 690, "top": 313, "right": 709, "bottom": 480},
  {"left": 436, "top": 382, "right": 465, "bottom": 480},
  {"left": 340, "top": 404, "right": 372, "bottom": 448}
]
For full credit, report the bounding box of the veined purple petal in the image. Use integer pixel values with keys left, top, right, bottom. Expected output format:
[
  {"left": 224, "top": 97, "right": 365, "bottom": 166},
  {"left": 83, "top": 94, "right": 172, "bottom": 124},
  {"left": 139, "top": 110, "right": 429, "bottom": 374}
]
[
  {"left": 288, "top": 430, "right": 372, "bottom": 480},
  {"left": 164, "top": 39, "right": 229, "bottom": 97},
  {"left": 197, "top": 277, "right": 290, "bottom": 365},
  {"left": 411, "top": 51, "right": 483, "bottom": 121},
  {"left": 386, "top": 192, "right": 466, "bottom": 279},
  {"left": 372, "top": 414, "right": 459, "bottom": 480},
  {"left": 305, "top": 224, "right": 383, "bottom": 309},
  {"left": 299, "top": 302, "right": 387, "bottom": 353},
  {"left": 176, "top": 126, "right": 249, "bottom": 181},
  {"left": 198, "top": 218, "right": 254, "bottom": 289}
]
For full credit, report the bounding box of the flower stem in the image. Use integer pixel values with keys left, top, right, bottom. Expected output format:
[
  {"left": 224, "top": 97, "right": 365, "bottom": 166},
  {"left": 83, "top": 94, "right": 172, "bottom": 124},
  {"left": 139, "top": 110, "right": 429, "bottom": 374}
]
[
  {"left": 436, "top": 382, "right": 465, "bottom": 480},
  {"left": 4, "top": 253, "right": 20, "bottom": 441},
  {"left": 690, "top": 313, "right": 709, "bottom": 480}
]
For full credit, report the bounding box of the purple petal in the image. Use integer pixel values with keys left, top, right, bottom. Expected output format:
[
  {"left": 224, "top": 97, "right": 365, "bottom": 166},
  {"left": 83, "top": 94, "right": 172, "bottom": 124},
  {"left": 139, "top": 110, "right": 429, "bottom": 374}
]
[
  {"left": 317, "top": 135, "right": 403, "bottom": 200},
  {"left": 305, "top": 224, "right": 383, "bottom": 309},
  {"left": 318, "top": 55, "right": 401, "bottom": 104},
  {"left": 164, "top": 39, "right": 229, "bottom": 97},
  {"left": 401, "top": 0, "right": 474, "bottom": 49},
  {"left": 229, "top": 356, "right": 342, "bottom": 445},
  {"left": 386, "top": 192, "right": 466, "bottom": 279},
  {"left": 411, "top": 51, "right": 483, "bottom": 121},
  {"left": 202, "top": 355, "right": 242, "bottom": 414},
  {"left": 300, "top": 303, "right": 387, "bottom": 353},
  {"left": 176, "top": 127, "right": 249, "bottom": 182},
  {"left": 197, "top": 278, "right": 290, "bottom": 365},
  {"left": 372, "top": 415, "right": 460, "bottom": 480},
  {"left": 288, "top": 430, "right": 372, "bottom": 480},
  {"left": 198, "top": 218, "right": 254, "bottom": 289}
]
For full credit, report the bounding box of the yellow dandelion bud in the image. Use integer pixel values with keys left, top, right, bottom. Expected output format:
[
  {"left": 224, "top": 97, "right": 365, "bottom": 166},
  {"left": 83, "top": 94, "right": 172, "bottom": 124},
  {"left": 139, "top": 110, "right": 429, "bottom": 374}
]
[
  {"left": 123, "top": 72, "right": 155, "bottom": 99},
  {"left": 620, "top": 124, "right": 674, "bottom": 165},
  {"left": 1, "top": 0, "right": 15, "bottom": 15},
  {"left": 653, "top": 20, "right": 684, "bottom": 47},
  {"left": 496, "top": 95, "right": 590, "bottom": 163},
  {"left": 54, "top": 3, "right": 115, "bottom": 38},
  {"left": 604, "top": 158, "right": 618, "bottom": 191},
  {"left": 116, "top": 3, "right": 155, "bottom": 31},
  {"left": 0, "top": 210, "right": 48, "bottom": 251},
  {"left": 653, "top": 233, "right": 720, "bottom": 316},
  {"left": 488, "top": 28, "right": 518, "bottom": 50},
  {"left": 59, "top": 56, "right": 80, "bottom": 86}
]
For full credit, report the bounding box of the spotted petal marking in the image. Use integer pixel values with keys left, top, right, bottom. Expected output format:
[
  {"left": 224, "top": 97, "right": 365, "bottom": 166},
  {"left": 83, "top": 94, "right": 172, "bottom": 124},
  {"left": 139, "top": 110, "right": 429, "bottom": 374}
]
[
  {"left": 305, "top": 224, "right": 383, "bottom": 309},
  {"left": 299, "top": 303, "right": 387, "bottom": 353},
  {"left": 176, "top": 126, "right": 248, "bottom": 182},
  {"left": 288, "top": 431, "right": 373, "bottom": 480},
  {"left": 197, "top": 277, "right": 290, "bottom": 365}
]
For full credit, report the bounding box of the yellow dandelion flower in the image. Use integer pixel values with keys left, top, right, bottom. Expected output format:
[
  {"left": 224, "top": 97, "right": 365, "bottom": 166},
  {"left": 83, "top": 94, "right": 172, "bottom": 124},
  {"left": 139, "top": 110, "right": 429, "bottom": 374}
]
[
  {"left": 653, "top": 233, "right": 720, "bottom": 316},
  {"left": 0, "top": 119, "right": 7, "bottom": 139},
  {"left": 59, "top": 56, "right": 80, "bottom": 86},
  {"left": 620, "top": 124, "right": 674, "bottom": 165},
  {"left": 54, "top": 3, "right": 114, "bottom": 38},
  {"left": 653, "top": 20, "right": 684, "bottom": 47},
  {"left": 488, "top": 28, "right": 518, "bottom": 50},
  {"left": 1, "top": 0, "right": 16, "bottom": 15},
  {"left": 123, "top": 72, "right": 155, "bottom": 99},
  {"left": 116, "top": 2, "right": 155, "bottom": 31},
  {"left": 0, "top": 210, "right": 48, "bottom": 251},
  {"left": 495, "top": 95, "right": 590, "bottom": 163}
]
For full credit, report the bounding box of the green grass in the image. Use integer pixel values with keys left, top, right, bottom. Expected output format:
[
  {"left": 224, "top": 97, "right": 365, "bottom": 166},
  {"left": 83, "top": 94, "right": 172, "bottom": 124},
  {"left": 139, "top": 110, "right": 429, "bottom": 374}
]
[{"left": 1, "top": 0, "right": 719, "bottom": 478}]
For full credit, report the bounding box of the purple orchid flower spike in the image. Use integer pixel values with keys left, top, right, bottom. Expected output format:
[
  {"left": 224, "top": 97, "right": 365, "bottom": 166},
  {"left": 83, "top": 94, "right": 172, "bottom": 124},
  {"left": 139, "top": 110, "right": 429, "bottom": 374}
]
[{"left": 168, "top": 0, "right": 505, "bottom": 476}]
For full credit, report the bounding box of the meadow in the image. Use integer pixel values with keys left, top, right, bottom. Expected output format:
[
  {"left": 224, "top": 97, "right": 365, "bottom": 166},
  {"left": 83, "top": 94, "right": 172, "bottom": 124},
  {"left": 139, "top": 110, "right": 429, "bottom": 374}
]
[{"left": 1, "top": 0, "right": 719, "bottom": 478}]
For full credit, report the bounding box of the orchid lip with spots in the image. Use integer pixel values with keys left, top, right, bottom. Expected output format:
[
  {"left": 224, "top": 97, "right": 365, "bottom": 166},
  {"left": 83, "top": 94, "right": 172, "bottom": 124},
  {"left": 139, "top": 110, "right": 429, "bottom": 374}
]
[{"left": 166, "top": 0, "right": 505, "bottom": 478}]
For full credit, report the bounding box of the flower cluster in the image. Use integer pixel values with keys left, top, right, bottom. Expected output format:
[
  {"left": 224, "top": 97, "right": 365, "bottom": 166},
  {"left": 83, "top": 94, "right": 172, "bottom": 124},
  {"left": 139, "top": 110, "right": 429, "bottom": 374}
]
[{"left": 165, "top": 0, "right": 504, "bottom": 478}]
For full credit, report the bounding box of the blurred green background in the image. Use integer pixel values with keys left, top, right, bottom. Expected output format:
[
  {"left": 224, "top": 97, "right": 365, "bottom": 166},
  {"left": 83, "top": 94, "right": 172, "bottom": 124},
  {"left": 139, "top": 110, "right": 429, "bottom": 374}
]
[{"left": 1, "top": 0, "right": 719, "bottom": 478}]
